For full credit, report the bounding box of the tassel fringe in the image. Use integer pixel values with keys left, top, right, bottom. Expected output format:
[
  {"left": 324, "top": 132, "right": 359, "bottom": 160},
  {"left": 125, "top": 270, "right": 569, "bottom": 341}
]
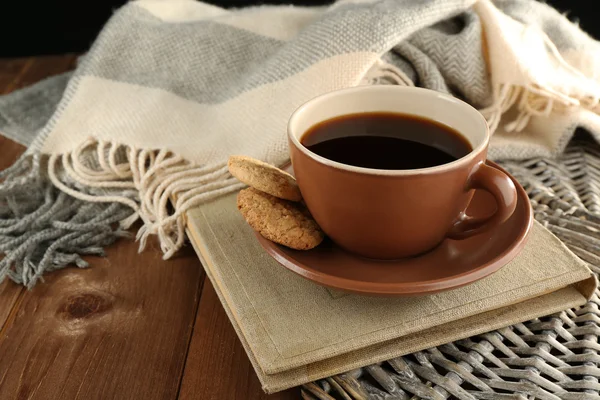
[
  {"left": 479, "top": 82, "right": 599, "bottom": 135},
  {"left": 360, "top": 59, "right": 415, "bottom": 87},
  {"left": 480, "top": 26, "right": 600, "bottom": 134},
  {"left": 0, "top": 153, "right": 133, "bottom": 287},
  {"left": 47, "top": 139, "right": 244, "bottom": 260},
  {"left": 2, "top": 138, "right": 245, "bottom": 287}
]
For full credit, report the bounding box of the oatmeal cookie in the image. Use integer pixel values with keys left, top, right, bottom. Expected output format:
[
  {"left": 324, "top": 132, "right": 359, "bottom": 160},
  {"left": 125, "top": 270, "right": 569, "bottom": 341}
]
[
  {"left": 228, "top": 155, "right": 302, "bottom": 202},
  {"left": 237, "top": 187, "right": 323, "bottom": 250}
]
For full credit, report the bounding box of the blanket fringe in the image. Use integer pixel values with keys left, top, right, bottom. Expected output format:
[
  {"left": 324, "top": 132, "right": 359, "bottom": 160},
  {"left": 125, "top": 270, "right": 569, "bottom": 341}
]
[
  {"left": 479, "top": 81, "right": 600, "bottom": 134},
  {"left": 0, "top": 153, "right": 133, "bottom": 287},
  {"left": 361, "top": 59, "right": 415, "bottom": 87},
  {"left": 47, "top": 138, "right": 244, "bottom": 260},
  {"left": 480, "top": 27, "right": 600, "bottom": 134}
]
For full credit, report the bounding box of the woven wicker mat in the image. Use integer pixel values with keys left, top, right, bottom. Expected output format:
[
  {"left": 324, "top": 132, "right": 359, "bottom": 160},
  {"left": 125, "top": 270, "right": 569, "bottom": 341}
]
[{"left": 303, "top": 133, "right": 600, "bottom": 400}]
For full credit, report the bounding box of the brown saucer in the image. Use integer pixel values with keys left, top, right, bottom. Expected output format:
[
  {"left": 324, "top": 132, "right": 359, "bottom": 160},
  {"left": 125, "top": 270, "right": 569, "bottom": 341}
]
[{"left": 255, "top": 161, "right": 533, "bottom": 296}]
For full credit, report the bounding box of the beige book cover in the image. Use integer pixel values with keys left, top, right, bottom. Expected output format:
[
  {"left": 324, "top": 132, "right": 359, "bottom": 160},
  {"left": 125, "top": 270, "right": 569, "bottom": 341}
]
[{"left": 186, "top": 193, "right": 596, "bottom": 393}]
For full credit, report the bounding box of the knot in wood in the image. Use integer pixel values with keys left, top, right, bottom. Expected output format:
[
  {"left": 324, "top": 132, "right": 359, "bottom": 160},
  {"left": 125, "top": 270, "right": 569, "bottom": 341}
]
[{"left": 59, "top": 293, "right": 111, "bottom": 320}]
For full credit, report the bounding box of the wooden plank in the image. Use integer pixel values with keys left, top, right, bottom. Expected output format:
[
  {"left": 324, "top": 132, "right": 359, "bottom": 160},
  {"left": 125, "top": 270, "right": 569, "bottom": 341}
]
[
  {"left": 2, "top": 55, "right": 76, "bottom": 94},
  {"left": 0, "top": 240, "right": 204, "bottom": 399},
  {"left": 0, "top": 56, "right": 204, "bottom": 399},
  {"left": 0, "top": 55, "right": 298, "bottom": 399},
  {"left": 0, "top": 58, "right": 30, "bottom": 94},
  {"left": 178, "top": 281, "right": 298, "bottom": 400},
  {"left": 0, "top": 136, "right": 25, "bottom": 169},
  {"left": 0, "top": 55, "right": 78, "bottom": 337},
  {"left": 0, "top": 136, "right": 27, "bottom": 336}
]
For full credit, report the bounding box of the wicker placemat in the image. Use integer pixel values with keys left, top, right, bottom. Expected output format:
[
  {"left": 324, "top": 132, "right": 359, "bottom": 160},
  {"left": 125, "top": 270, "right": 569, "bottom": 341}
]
[{"left": 305, "top": 134, "right": 600, "bottom": 399}]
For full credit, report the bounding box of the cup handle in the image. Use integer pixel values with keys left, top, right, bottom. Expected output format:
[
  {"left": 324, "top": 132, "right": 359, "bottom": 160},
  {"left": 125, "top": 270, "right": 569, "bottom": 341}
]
[{"left": 447, "top": 162, "right": 518, "bottom": 240}]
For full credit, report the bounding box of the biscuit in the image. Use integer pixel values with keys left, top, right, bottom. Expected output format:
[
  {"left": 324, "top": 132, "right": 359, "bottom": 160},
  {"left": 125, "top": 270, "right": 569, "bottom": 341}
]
[
  {"left": 237, "top": 187, "right": 324, "bottom": 250},
  {"left": 228, "top": 155, "right": 302, "bottom": 202}
]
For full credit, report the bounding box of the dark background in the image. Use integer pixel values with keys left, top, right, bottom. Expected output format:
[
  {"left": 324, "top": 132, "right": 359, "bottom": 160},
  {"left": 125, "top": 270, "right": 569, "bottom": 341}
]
[{"left": 0, "top": 1, "right": 596, "bottom": 57}]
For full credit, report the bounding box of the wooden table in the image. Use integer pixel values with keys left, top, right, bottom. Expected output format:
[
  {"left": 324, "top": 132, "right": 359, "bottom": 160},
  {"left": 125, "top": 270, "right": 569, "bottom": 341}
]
[{"left": 0, "top": 56, "right": 298, "bottom": 399}]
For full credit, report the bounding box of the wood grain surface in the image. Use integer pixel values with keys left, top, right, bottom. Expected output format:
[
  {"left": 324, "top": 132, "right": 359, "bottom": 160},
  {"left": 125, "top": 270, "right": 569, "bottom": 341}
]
[
  {"left": 0, "top": 135, "right": 26, "bottom": 341},
  {"left": 0, "top": 56, "right": 81, "bottom": 345},
  {"left": 179, "top": 283, "right": 296, "bottom": 400},
  {"left": 0, "top": 57, "right": 298, "bottom": 399}
]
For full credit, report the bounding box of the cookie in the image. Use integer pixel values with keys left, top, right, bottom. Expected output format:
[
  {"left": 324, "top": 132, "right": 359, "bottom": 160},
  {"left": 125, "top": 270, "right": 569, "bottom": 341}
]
[
  {"left": 237, "top": 187, "right": 324, "bottom": 250},
  {"left": 228, "top": 155, "right": 302, "bottom": 202}
]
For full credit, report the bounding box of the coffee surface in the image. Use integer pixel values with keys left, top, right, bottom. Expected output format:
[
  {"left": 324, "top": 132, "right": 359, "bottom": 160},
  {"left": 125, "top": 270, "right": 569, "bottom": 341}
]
[{"left": 301, "top": 112, "right": 472, "bottom": 170}]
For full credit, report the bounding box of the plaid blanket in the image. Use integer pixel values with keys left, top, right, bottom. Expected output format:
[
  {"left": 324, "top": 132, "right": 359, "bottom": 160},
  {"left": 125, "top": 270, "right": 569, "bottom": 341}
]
[{"left": 1, "top": 0, "right": 599, "bottom": 286}]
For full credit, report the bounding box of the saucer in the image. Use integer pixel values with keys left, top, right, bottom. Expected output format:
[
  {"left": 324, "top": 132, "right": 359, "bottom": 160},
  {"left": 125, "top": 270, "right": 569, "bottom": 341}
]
[{"left": 254, "top": 161, "right": 533, "bottom": 296}]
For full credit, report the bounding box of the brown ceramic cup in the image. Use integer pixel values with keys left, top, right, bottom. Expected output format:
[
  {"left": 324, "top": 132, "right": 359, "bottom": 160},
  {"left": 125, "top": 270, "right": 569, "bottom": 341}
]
[{"left": 288, "top": 86, "right": 518, "bottom": 259}]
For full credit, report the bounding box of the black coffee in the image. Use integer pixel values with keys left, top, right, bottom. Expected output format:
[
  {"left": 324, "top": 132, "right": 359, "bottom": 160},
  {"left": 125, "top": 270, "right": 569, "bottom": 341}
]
[{"left": 301, "top": 112, "right": 472, "bottom": 170}]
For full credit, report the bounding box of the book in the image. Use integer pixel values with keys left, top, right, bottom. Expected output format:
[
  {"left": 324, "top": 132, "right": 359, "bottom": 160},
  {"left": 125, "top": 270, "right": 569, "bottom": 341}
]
[{"left": 186, "top": 193, "right": 595, "bottom": 393}]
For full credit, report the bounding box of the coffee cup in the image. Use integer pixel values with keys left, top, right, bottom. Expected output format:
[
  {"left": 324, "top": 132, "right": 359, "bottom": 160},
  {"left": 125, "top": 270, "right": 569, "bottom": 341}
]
[{"left": 288, "top": 86, "right": 518, "bottom": 259}]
